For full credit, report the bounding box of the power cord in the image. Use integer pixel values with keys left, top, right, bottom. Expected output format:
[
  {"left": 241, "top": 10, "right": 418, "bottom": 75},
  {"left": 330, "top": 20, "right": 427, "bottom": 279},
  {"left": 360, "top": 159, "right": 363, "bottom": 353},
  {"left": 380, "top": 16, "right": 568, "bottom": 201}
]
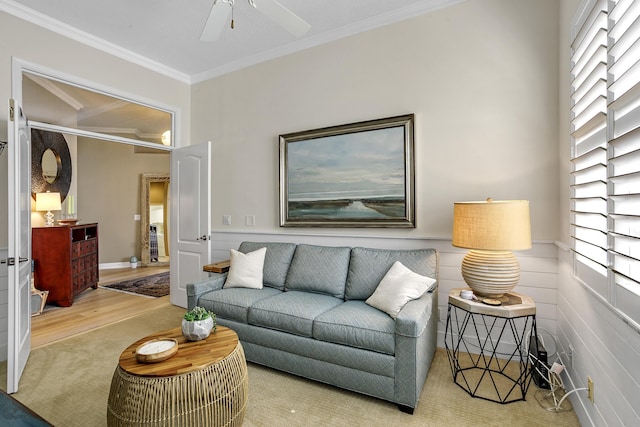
[{"left": 524, "top": 329, "right": 588, "bottom": 412}]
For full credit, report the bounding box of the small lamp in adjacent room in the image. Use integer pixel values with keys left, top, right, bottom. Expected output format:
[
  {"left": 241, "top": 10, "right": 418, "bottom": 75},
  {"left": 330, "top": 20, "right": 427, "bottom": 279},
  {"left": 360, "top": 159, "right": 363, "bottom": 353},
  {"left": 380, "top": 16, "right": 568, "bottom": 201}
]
[
  {"left": 452, "top": 198, "right": 531, "bottom": 298},
  {"left": 36, "top": 191, "right": 62, "bottom": 227}
]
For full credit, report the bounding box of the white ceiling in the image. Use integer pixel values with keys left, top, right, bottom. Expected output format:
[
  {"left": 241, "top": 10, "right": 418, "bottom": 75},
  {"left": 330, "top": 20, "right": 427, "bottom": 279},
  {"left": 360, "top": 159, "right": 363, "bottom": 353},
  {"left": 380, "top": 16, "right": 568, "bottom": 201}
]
[{"left": 2, "top": 0, "right": 464, "bottom": 83}]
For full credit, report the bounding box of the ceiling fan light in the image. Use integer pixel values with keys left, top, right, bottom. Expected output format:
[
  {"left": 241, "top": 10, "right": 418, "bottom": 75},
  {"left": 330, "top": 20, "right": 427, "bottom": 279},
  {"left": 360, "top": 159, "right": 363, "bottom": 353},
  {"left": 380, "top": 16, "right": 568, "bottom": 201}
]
[{"left": 201, "top": 0, "right": 310, "bottom": 42}]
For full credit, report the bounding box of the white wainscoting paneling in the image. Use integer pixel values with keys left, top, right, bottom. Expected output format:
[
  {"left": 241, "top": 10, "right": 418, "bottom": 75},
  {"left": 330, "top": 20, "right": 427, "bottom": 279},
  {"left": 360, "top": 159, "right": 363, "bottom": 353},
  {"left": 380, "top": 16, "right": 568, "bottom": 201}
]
[{"left": 557, "top": 248, "right": 640, "bottom": 427}]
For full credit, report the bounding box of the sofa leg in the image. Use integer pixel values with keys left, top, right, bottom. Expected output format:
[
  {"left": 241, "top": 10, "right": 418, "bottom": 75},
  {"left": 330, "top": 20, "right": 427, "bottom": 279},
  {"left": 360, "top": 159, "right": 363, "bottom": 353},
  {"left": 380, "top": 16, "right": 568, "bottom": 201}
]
[{"left": 398, "top": 405, "right": 414, "bottom": 414}]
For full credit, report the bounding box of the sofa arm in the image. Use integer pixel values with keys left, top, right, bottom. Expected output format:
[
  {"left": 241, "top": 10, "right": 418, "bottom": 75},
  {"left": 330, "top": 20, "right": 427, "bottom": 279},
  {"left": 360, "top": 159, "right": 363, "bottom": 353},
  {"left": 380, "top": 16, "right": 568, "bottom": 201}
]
[
  {"left": 393, "top": 287, "right": 438, "bottom": 410},
  {"left": 186, "top": 273, "right": 227, "bottom": 309},
  {"left": 395, "top": 289, "right": 435, "bottom": 338}
]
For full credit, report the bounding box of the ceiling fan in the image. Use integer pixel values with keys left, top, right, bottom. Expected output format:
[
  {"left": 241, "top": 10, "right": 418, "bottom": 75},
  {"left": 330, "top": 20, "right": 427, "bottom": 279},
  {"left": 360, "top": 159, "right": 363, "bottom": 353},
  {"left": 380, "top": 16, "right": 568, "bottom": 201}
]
[{"left": 200, "top": 0, "right": 311, "bottom": 42}]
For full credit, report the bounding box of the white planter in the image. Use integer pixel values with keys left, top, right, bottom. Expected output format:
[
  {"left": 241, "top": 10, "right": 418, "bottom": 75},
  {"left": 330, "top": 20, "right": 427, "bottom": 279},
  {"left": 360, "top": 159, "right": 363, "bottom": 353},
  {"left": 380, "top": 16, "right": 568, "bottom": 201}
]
[{"left": 181, "top": 317, "right": 214, "bottom": 341}]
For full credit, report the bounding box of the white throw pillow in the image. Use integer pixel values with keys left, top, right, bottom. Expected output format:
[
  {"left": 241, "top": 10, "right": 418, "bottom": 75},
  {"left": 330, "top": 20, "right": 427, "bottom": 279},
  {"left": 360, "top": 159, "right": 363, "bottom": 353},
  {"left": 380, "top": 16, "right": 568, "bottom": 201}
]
[
  {"left": 223, "top": 247, "right": 267, "bottom": 289},
  {"left": 365, "top": 261, "right": 436, "bottom": 319}
]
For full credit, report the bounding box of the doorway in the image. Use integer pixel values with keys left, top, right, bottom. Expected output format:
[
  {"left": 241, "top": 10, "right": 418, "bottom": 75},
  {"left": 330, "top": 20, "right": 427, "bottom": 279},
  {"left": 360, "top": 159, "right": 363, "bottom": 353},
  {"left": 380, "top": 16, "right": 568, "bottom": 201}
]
[
  {"left": 19, "top": 65, "right": 176, "bottom": 322},
  {"left": 22, "top": 65, "right": 175, "bottom": 268}
]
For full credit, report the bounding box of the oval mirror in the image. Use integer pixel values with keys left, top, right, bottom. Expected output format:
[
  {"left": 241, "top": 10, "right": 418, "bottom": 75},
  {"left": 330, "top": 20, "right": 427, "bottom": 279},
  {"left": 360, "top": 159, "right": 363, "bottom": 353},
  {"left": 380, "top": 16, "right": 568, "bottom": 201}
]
[{"left": 41, "top": 148, "right": 60, "bottom": 184}]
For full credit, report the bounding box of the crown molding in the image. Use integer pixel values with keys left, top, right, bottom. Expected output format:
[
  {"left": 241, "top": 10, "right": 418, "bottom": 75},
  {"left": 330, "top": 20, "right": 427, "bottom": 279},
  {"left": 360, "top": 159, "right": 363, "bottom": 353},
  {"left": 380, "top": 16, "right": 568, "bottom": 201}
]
[
  {"left": 25, "top": 73, "right": 84, "bottom": 110},
  {"left": 0, "top": 0, "right": 191, "bottom": 84},
  {"left": 191, "top": 0, "right": 466, "bottom": 83},
  {"left": 2, "top": 0, "right": 464, "bottom": 85}
]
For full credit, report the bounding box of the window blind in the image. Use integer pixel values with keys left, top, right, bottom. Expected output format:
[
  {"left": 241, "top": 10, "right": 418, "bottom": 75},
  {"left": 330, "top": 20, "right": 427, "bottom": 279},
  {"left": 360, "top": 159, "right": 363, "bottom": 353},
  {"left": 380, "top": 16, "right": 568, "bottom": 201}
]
[
  {"left": 571, "top": 0, "right": 608, "bottom": 282},
  {"left": 608, "top": 0, "right": 640, "bottom": 320},
  {"left": 571, "top": 0, "right": 640, "bottom": 326}
]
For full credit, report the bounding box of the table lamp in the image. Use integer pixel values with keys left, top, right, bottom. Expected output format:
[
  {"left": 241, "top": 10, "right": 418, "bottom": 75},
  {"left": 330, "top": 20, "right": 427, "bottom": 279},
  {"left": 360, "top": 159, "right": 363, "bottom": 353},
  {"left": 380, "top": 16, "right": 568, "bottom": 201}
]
[
  {"left": 36, "top": 191, "right": 62, "bottom": 227},
  {"left": 452, "top": 199, "right": 531, "bottom": 298}
]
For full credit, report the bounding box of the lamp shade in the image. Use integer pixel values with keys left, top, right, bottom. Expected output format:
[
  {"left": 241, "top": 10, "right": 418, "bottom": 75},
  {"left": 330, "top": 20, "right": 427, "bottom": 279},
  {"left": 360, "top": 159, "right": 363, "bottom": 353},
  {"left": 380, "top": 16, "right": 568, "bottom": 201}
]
[
  {"left": 452, "top": 199, "right": 531, "bottom": 251},
  {"left": 35, "top": 192, "right": 62, "bottom": 212}
]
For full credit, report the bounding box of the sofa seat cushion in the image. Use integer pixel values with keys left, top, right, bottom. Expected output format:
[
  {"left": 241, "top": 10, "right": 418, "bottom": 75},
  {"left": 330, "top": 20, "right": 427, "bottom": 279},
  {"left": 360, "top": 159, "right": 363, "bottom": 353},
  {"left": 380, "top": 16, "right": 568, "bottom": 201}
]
[
  {"left": 313, "top": 301, "right": 395, "bottom": 355},
  {"left": 198, "top": 287, "right": 282, "bottom": 323},
  {"left": 238, "top": 242, "right": 297, "bottom": 290},
  {"left": 285, "top": 244, "right": 351, "bottom": 298},
  {"left": 248, "top": 291, "right": 343, "bottom": 337}
]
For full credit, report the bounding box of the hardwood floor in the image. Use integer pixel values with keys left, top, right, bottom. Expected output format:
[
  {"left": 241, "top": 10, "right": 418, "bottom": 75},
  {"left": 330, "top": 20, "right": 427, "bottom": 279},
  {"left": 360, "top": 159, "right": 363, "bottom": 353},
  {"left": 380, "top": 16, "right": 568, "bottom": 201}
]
[{"left": 31, "top": 265, "right": 172, "bottom": 349}]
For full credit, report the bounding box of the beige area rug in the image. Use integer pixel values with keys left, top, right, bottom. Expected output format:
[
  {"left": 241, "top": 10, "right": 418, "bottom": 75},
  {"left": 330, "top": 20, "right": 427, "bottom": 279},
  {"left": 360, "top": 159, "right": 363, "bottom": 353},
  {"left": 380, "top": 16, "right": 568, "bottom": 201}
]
[{"left": 0, "top": 305, "right": 581, "bottom": 427}]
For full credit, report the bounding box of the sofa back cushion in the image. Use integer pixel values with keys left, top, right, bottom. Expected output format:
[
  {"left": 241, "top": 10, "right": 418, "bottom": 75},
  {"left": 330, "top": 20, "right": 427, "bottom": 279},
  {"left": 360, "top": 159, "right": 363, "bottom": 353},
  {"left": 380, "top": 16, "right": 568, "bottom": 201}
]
[
  {"left": 238, "top": 242, "right": 297, "bottom": 290},
  {"left": 345, "top": 247, "right": 438, "bottom": 300},
  {"left": 285, "top": 244, "right": 351, "bottom": 299}
]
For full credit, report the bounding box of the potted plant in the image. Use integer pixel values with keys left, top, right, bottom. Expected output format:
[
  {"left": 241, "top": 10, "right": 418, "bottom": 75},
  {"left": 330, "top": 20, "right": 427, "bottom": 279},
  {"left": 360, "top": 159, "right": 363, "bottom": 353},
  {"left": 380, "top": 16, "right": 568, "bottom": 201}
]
[{"left": 181, "top": 306, "right": 216, "bottom": 341}]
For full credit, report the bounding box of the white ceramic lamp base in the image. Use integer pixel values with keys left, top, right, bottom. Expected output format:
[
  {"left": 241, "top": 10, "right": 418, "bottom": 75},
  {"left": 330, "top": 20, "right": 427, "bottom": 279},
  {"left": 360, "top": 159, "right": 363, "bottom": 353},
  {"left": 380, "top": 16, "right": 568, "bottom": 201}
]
[
  {"left": 461, "top": 249, "right": 520, "bottom": 298},
  {"left": 44, "top": 210, "right": 55, "bottom": 227}
]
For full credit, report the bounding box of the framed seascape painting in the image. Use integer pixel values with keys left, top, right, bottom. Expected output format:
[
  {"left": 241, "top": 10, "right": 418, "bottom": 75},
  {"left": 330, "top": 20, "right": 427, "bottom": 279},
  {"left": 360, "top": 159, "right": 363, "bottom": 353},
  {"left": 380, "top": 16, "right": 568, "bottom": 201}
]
[{"left": 279, "top": 114, "right": 415, "bottom": 228}]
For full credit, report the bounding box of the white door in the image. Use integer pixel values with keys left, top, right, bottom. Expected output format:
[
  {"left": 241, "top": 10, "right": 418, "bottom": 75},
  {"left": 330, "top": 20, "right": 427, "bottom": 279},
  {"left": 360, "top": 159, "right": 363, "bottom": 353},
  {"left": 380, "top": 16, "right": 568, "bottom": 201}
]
[
  {"left": 7, "top": 100, "right": 32, "bottom": 393},
  {"left": 170, "top": 141, "right": 211, "bottom": 308}
]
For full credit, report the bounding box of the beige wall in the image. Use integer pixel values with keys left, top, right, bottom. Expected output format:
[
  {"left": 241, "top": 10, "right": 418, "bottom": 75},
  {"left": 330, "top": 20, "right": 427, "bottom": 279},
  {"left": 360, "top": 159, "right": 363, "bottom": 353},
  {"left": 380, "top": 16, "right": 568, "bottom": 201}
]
[
  {"left": 191, "top": 0, "right": 560, "bottom": 240},
  {"left": 76, "top": 140, "right": 169, "bottom": 263},
  {"left": 0, "top": 10, "right": 191, "bottom": 248}
]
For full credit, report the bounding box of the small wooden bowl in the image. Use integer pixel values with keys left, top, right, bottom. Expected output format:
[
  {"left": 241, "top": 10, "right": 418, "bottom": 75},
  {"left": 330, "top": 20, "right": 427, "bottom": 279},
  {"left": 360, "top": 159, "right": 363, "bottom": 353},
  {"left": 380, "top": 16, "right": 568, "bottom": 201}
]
[
  {"left": 58, "top": 219, "right": 79, "bottom": 225},
  {"left": 135, "top": 338, "right": 179, "bottom": 364}
]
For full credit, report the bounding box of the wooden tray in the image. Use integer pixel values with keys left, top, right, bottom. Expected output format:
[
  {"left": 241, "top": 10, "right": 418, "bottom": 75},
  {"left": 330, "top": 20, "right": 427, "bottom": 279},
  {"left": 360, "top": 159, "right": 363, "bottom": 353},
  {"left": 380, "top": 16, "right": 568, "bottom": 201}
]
[{"left": 135, "top": 338, "right": 178, "bottom": 363}]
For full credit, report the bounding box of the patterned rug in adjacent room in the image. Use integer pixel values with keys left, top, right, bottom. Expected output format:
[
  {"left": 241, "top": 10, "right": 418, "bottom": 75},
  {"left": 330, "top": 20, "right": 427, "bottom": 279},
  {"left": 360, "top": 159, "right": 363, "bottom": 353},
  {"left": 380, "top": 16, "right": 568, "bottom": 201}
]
[{"left": 101, "top": 272, "right": 170, "bottom": 297}]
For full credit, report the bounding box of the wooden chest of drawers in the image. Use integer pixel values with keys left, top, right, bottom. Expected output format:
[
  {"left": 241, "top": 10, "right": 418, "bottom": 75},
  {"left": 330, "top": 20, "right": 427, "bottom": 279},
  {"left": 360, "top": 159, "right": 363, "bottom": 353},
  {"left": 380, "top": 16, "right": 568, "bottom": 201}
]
[{"left": 32, "top": 223, "right": 99, "bottom": 307}]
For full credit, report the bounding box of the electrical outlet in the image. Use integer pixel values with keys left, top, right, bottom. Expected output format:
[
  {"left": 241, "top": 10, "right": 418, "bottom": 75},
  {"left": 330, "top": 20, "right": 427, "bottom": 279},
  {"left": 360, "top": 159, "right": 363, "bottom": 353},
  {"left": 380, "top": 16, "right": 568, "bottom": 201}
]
[
  {"left": 245, "top": 215, "right": 255, "bottom": 226},
  {"left": 587, "top": 376, "right": 594, "bottom": 403},
  {"left": 223, "top": 215, "right": 231, "bottom": 225}
]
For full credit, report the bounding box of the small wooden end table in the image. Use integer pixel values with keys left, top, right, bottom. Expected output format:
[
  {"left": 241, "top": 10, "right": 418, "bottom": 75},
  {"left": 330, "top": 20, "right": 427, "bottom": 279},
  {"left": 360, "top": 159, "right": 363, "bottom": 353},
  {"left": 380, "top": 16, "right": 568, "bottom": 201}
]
[
  {"left": 444, "top": 288, "right": 537, "bottom": 404},
  {"left": 203, "top": 260, "right": 230, "bottom": 274},
  {"left": 107, "top": 326, "right": 248, "bottom": 426}
]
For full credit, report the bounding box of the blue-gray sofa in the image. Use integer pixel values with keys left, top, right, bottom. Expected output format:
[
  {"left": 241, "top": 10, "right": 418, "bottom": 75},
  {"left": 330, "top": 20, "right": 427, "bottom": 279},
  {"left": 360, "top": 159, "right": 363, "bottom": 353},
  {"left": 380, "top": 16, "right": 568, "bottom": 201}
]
[{"left": 186, "top": 242, "right": 439, "bottom": 413}]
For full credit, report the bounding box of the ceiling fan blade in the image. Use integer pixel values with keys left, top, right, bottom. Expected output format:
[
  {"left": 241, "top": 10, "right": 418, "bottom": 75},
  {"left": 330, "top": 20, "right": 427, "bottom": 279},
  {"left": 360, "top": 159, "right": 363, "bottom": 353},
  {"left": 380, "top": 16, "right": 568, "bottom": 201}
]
[
  {"left": 200, "top": 1, "right": 232, "bottom": 42},
  {"left": 254, "top": 0, "right": 311, "bottom": 37}
]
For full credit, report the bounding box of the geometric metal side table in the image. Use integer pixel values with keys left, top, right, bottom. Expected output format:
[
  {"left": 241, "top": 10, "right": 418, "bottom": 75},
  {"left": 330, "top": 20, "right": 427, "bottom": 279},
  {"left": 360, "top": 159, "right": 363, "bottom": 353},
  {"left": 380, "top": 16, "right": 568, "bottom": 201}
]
[{"left": 444, "top": 288, "right": 537, "bottom": 404}]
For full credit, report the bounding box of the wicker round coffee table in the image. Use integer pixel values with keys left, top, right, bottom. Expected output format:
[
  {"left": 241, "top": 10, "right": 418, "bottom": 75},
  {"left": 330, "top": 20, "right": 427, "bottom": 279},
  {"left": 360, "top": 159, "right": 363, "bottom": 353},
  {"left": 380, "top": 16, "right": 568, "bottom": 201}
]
[{"left": 107, "top": 326, "right": 248, "bottom": 426}]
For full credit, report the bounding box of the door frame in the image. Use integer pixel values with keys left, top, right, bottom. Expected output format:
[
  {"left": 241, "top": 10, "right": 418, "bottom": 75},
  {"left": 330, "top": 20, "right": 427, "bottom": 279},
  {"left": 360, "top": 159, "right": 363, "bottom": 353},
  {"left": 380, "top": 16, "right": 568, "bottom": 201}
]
[
  {"left": 16, "top": 58, "right": 180, "bottom": 150},
  {"left": 6, "top": 58, "right": 181, "bottom": 388}
]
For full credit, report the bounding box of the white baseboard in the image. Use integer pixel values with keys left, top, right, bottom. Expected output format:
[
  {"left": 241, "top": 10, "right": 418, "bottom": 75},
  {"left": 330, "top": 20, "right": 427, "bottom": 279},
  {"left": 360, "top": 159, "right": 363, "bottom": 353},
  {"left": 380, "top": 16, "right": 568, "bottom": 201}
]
[{"left": 100, "top": 262, "right": 130, "bottom": 270}]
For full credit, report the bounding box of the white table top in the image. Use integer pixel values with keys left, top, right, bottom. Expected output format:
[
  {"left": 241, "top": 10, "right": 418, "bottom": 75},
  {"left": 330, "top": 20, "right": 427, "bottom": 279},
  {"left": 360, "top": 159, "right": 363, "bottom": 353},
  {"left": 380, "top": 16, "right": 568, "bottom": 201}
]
[{"left": 448, "top": 288, "right": 536, "bottom": 318}]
